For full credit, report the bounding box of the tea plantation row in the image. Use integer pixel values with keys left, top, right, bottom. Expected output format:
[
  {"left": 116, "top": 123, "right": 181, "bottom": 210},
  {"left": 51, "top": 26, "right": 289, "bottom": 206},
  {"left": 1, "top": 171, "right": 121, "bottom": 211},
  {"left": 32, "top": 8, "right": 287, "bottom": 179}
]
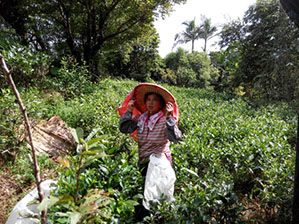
[{"left": 0, "top": 79, "right": 296, "bottom": 223}]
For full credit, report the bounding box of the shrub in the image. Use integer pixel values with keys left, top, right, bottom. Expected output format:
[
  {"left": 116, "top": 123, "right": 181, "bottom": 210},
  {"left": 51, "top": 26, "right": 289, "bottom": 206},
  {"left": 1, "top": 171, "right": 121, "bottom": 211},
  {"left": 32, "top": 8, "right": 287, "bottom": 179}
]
[
  {"left": 1, "top": 44, "right": 50, "bottom": 88},
  {"left": 164, "top": 48, "right": 219, "bottom": 87},
  {"left": 45, "top": 57, "right": 94, "bottom": 99}
]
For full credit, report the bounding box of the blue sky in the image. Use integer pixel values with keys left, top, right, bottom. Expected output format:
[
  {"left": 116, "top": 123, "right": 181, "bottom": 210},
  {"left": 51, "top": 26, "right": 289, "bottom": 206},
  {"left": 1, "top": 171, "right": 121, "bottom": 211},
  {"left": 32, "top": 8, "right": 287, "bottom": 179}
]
[{"left": 154, "top": 0, "right": 256, "bottom": 57}]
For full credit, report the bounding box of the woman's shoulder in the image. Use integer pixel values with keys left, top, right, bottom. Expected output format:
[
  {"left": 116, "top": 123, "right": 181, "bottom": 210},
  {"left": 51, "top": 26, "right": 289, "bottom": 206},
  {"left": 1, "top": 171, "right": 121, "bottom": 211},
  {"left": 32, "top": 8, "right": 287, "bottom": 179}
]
[{"left": 138, "top": 112, "right": 148, "bottom": 121}]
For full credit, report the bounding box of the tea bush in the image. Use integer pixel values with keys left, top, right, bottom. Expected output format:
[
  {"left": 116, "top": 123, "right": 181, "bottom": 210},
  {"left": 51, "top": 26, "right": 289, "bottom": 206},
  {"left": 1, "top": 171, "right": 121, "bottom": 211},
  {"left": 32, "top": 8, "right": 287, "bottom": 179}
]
[
  {"left": 0, "top": 79, "right": 296, "bottom": 223},
  {"left": 45, "top": 79, "right": 296, "bottom": 223},
  {"left": 45, "top": 57, "right": 94, "bottom": 99}
]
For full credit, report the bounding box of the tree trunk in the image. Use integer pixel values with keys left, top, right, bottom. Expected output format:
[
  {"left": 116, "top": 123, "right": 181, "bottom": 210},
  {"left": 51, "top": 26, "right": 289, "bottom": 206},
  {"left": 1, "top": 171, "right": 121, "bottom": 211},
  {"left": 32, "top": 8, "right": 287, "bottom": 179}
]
[
  {"left": 84, "top": 45, "right": 102, "bottom": 82},
  {"left": 203, "top": 37, "right": 207, "bottom": 52},
  {"left": 191, "top": 39, "right": 194, "bottom": 52},
  {"left": 0, "top": 0, "right": 29, "bottom": 45}
]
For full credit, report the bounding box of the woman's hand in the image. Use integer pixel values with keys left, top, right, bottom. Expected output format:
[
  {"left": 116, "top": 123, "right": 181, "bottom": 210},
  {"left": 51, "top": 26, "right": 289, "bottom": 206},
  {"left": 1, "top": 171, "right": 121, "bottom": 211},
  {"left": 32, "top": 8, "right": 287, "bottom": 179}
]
[
  {"left": 127, "top": 99, "right": 135, "bottom": 112},
  {"left": 165, "top": 102, "right": 173, "bottom": 118}
]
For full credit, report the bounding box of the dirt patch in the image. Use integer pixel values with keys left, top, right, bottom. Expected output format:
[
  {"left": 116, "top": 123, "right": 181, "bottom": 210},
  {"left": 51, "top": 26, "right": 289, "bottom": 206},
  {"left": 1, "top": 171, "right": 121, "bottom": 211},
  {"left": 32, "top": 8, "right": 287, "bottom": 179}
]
[
  {"left": 0, "top": 171, "right": 23, "bottom": 224},
  {"left": 0, "top": 167, "right": 57, "bottom": 224},
  {"left": 0, "top": 115, "right": 71, "bottom": 223},
  {"left": 241, "top": 197, "right": 279, "bottom": 223}
]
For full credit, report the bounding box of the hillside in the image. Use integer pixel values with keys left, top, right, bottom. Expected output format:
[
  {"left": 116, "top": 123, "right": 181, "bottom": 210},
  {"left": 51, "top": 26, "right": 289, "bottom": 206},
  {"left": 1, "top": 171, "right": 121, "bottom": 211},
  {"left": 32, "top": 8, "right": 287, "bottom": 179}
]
[{"left": 0, "top": 79, "right": 297, "bottom": 223}]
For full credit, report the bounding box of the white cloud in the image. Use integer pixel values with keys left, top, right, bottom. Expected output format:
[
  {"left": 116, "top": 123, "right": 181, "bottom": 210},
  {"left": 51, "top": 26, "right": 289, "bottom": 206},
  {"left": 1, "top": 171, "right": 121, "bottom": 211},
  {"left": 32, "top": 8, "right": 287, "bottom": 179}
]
[{"left": 154, "top": 0, "right": 256, "bottom": 57}]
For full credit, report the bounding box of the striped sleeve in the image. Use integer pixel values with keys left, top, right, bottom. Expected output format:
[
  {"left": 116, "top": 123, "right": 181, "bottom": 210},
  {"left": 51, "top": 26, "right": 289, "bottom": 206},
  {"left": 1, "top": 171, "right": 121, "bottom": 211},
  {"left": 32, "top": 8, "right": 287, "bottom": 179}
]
[
  {"left": 166, "top": 116, "right": 182, "bottom": 143},
  {"left": 119, "top": 111, "right": 138, "bottom": 134}
]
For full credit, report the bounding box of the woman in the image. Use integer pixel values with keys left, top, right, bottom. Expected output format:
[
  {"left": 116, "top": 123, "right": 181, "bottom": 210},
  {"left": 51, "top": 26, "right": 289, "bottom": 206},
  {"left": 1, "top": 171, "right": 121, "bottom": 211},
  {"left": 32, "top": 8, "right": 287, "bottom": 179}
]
[
  {"left": 119, "top": 89, "right": 182, "bottom": 175},
  {"left": 118, "top": 84, "right": 182, "bottom": 220}
]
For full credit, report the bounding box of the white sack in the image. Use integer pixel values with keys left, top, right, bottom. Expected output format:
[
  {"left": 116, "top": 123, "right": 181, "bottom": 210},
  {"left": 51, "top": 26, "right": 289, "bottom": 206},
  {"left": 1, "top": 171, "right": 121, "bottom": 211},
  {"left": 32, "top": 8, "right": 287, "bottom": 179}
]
[
  {"left": 6, "top": 180, "right": 57, "bottom": 224},
  {"left": 143, "top": 153, "right": 176, "bottom": 210}
]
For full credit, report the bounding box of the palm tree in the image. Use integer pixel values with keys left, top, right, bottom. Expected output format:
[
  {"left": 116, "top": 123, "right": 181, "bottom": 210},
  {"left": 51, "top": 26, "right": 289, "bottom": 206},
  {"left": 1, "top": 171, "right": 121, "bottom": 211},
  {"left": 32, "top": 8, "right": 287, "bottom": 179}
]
[
  {"left": 173, "top": 19, "right": 202, "bottom": 52},
  {"left": 199, "top": 16, "right": 217, "bottom": 52}
]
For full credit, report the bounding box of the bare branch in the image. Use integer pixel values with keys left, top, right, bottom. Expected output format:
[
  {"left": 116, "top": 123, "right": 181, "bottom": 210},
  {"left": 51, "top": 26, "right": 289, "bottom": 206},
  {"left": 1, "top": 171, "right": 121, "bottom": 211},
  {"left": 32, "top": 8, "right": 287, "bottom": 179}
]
[
  {"left": 102, "top": 15, "right": 145, "bottom": 42},
  {"left": 0, "top": 54, "right": 47, "bottom": 224}
]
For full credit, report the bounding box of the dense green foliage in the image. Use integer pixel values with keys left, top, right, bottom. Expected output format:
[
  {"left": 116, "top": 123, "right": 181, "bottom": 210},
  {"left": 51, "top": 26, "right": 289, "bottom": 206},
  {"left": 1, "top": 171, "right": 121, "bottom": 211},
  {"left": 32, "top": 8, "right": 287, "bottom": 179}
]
[
  {"left": 98, "top": 29, "right": 163, "bottom": 82},
  {"left": 0, "top": 41, "right": 50, "bottom": 88},
  {"left": 1, "top": 0, "right": 298, "bottom": 104},
  {"left": 164, "top": 48, "right": 218, "bottom": 87},
  {"left": 0, "top": 0, "right": 298, "bottom": 104},
  {"left": 1, "top": 0, "right": 299, "bottom": 221},
  {"left": 0, "top": 0, "right": 185, "bottom": 79},
  {"left": 1, "top": 78, "right": 296, "bottom": 223},
  {"left": 217, "top": 0, "right": 299, "bottom": 103}
]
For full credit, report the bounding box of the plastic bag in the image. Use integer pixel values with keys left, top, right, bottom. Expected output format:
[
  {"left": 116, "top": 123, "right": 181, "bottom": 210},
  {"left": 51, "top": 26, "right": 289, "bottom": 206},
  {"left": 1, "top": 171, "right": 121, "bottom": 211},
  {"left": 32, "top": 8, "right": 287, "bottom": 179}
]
[
  {"left": 143, "top": 153, "right": 176, "bottom": 210},
  {"left": 6, "top": 180, "right": 57, "bottom": 224}
]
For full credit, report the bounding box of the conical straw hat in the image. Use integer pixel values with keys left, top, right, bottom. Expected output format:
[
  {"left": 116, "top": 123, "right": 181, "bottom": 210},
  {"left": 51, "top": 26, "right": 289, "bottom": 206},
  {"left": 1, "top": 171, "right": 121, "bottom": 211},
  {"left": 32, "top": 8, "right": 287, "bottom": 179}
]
[{"left": 117, "top": 83, "right": 179, "bottom": 121}]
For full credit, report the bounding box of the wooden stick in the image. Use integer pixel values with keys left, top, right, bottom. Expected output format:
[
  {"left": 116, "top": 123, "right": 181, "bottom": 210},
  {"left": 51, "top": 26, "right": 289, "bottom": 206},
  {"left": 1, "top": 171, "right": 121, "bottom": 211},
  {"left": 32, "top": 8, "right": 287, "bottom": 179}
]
[{"left": 0, "top": 54, "right": 47, "bottom": 223}]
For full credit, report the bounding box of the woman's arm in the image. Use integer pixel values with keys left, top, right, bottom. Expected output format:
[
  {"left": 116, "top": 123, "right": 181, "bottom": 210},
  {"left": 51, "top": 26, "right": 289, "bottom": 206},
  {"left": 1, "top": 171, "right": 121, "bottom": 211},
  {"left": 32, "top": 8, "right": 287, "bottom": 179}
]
[
  {"left": 165, "top": 102, "right": 182, "bottom": 142},
  {"left": 166, "top": 116, "right": 182, "bottom": 143},
  {"left": 119, "top": 111, "right": 138, "bottom": 133},
  {"left": 119, "top": 99, "right": 138, "bottom": 133}
]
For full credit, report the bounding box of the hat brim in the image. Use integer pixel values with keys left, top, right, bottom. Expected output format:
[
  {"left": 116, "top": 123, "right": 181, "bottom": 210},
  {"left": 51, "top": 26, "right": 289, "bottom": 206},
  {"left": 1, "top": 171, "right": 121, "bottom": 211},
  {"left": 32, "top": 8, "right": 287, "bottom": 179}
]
[
  {"left": 117, "top": 83, "right": 179, "bottom": 120},
  {"left": 133, "top": 83, "right": 177, "bottom": 115},
  {"left": 133, "top": 83, "right": 171, "bottom": 110},
  {"left": 117, "top": 83, "right": 179, "bottom": 141}
]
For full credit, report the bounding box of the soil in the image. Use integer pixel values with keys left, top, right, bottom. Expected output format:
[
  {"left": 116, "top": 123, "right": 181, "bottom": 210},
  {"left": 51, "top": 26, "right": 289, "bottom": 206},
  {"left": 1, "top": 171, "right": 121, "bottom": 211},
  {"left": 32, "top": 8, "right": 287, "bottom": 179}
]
[
  {"left": 0, "top": 171, "right": 25, "bottom": 224},
  {"left": 241, "top": 197, "right": 279, "bottom": 222},
  {"left": 0, "top": 168, "right": 57, "bottom": 224}
]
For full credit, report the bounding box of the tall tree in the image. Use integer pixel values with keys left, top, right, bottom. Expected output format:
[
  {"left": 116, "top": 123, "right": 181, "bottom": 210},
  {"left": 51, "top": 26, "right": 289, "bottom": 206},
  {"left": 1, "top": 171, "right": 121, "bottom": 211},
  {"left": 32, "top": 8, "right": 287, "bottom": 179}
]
[
  {"left": 102, "top": 26, "right": 163, "bottom": 81},
  {"left": 218, "top": 0, "right": 299, "bottom": 101},
  {"left": 173, "top": 19, "right": 202, "bottom": 52},
  {"left": 241, "top": 0, "right": 299, "bottom": 100},
  {"left": 0, "top": 0, "right": 186, "bottom": 78},
  {"left": 199, "top": 16, "right": 217, "bottom": 52},
  {"left": 0, "top": 0, "right": 27, "bottom": 44}
]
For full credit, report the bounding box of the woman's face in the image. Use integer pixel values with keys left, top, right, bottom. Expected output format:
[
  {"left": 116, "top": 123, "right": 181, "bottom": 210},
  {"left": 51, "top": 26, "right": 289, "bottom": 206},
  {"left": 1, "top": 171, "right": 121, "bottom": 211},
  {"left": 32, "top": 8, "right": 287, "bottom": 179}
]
[{"left": 146, "top": 94, "right": 162, "bottom": 115}]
